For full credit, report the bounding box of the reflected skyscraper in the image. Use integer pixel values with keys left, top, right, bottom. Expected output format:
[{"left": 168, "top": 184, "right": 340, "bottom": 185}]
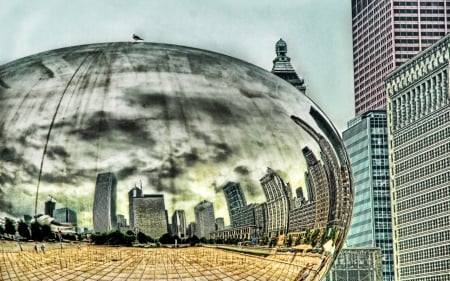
[
  {"left": 194, "top": 200, "right": 215, "bottom": 239},
  {"left": 53, "top": 207, "right": 77, "bottom": 225},
  {"left": 134, "top": 195, "right": 167, "bottom": 239},
  {"left": 44, "top": 196, "right": 56, "bottom": 217},
  {"left": 260, "top": 168, "right": 292, "bottom": 237},
  {"left": 222, "top": 182, "right": 247, "bottom": 227},
  {"left": 172, "top": 210, "right": 187, "bottom": 238},
  {"left": 93, "top": 172, "right": 117, "bottom": 233},
  {"left": 128, "top": 185, "right": 142, "bottom": 228}
]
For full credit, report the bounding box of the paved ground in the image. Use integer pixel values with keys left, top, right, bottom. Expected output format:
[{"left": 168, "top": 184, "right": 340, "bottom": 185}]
[{"left": 0, "top": 242, "right": 322, "bottom": 280}]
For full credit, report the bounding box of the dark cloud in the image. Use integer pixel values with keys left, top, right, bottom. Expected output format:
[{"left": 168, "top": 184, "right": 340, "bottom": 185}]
[
  {"left": 213, "top": 142, "right": 232, "bottom": 162},
  {"left": 46, "top": 145, "right": 70, "bottom": 160},
  {"left": 0, "top": 78, "right": 10, "bottom": 89},
  {"left": 0, "top": 146, "right": 17, "bottom": 162},
  {"left": 70, "top": 111, "right": 155, "bottom": 145},
  {"left": 234, "top": 165, "right": 249, "bottom": 176},
  {"left": 117, "top": 166, "right": 138, "bottom": 179}
]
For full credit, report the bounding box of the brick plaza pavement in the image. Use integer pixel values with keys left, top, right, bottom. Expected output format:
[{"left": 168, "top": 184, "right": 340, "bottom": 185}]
[{"left": 0, "top": 242, "right": 323, "bottom": 281}]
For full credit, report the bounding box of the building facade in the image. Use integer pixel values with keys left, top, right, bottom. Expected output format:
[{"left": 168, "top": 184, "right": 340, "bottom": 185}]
[
  {"left": 222, "top": 182, "right": 247, "bottom": 227},
  {"left": 386, "top": 34, "right": 450, "bottom": 281},
  {"left": 128, "top": 185, "right": 142, "bottom": 228},
  {"left": 53, "top": 207, "right": 77, "bottom": 225},
  {"left": 352, "top": 0, "right": 450, "bottom": 115},
  {"left": 260, "top": 168, "right": 292, "bottom": 237},
  {"left": 133, "top": 195, "right": 167, "bottom": 239},
  {"left": 194, "top": 200, "right": 215, "bottom": 239},
  {"left": 93, "top": 172, "right": 117, "bottom": 233},
  {"left": 342, "top": 110, "right": 394, "bottom": 281},
  {"left": 215, "top": 217, "right": 225, "bottom": 231},
  {"left": 325, "top": 247, "right": 383, "bottom": 281},
  {"left": 172, "top": 210, "right": 187, "bottom": 238}
]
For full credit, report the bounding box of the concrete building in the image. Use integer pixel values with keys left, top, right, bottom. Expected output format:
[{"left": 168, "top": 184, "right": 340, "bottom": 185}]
[
  {"left": 325, "top": 247, "right": 383, "bottom": 281},
  {"left": 215, "top": 217, "right": 225, "bottom": 231},
  {"left": 271, "top": 38, "right": 306, "bottom": 93},
  {"left": 352, "top": 0, "right": 450, "bottom": 115},
  {"left": 44, "top": 196, "right": 56, "bottom": 217},
  {"left": 133, "top": 195, "right": 167, "bottom": 239},
  {"left": 171, "top": 210, "right": 187, "bottom": 238},
  {"left": 194, "top": 200, "right": 215, "bottom": 239},
  {"left": 288, "top": 201, "right": 316, "bottom": 234},
  {"left": 188, "top": 222, "right": 196, "bottom": 238},
  {"left": 342, "top": 110, "right": 394, "bottom": 281},
  {"left": 93, "top": 172, "right": 117, "bottom": 233},
  {"left": 260, "top": 167, "right": 292, "bottom": 237},
  {"left": 53, "top": 207, "right": 77, "bottom": 225},
  {"left": 128, "top": 185, "right": 142, "bottom": 228},
  {"left": 116, "top": 214, "right": 127, "bottom": 228},
  {"left": 386, "top": 34, "right": 450, "bottom": 281},
  {"left": 254, "top": 203, "right": 268, "bottom": 237},
  {"left": 222, "top": 182, "right": 247, "bottom": 227}
]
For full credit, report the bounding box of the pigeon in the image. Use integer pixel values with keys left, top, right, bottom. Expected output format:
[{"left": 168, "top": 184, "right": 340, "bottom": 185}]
[{"left": 133, "top": 33, "right": 144, "bottom": 42}]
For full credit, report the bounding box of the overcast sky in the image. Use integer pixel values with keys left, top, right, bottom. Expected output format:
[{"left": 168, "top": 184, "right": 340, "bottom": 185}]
[{"left": 0, "top": 0, "right": 355, "bottom": 131}]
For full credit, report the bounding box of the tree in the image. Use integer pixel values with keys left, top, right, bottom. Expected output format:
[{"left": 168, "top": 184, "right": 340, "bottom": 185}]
[
  {"left": 5, "top": 217, "right": 15, "bottom": 235},
  {"left": 159, "top": 233, "right": 173, "bottom": 244},
  {"left": 0, "top": 225, "right": 4, "bottom": 235},
  {"left": 17, "top": 220, "right": 30, "bottom": 239},
  {"left": 137, "top": 231, "right": 147, "bottom": 243}
]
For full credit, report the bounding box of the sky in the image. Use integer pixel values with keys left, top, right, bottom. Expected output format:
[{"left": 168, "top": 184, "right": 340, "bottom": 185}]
[{"left": 0, "top": 0, "right": 355, "bottom": 130}]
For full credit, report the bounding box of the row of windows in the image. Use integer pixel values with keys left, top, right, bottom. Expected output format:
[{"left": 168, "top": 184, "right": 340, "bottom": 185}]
[
  {"left": 405, "top": 275, "right": 450, "bottom": 281},
  {"left": 398, "top": 185, "right": 449, "bottom": 212},
  {"left": 399, "top": 229, "right": 450, "bottom": 251},
  {"left": 396, "top": 158, "right": 449, "bottom": 186},
  {"left": 394, "top": 127, "right": 449, "bottom": 160},
  {"left": 396, "top": 171, "right": 449, "bottom": 200},
  {"left": 394, "top": 112, "right": 448, "bottom": 147},
  {"left": 398, "top": 201, "right": 450, "bottom": 225},
  {"left": 421, "top": 32, "right": 446, "bottom": 37},
  {"left": 400, "top": 245, "right": 450, "bottom": 264},
  {"left": 395, "top": 46, "right": 421, "bottom": 52},
  {"left": 396, "top": 143, "right": 450, "bottom": 173},
  {"left": 396, "top": 53, "right": 417, "bottom": 59},
  {"left": 401, "top": 259, "right": 450, "bottom": 277},
  {"left": 398, "top": 215, "right": 450, "bottom": 237},
  {"left": 394, "top": 23, "right": 418, "bottom": 28}
]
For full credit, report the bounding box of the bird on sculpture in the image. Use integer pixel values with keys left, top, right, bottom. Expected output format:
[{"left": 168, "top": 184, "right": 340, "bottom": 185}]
[{"left": 133, "top": 33, "right": 144, "bottom": 42}]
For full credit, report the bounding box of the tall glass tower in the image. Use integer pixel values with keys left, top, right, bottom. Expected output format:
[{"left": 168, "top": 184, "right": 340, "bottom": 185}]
[
  {"left": 93, "top": 172, "right": 117, "bottom": 233},
  {"left": 351, "top": 0, "right": 450, "bottom": 115},
  {"left": 342, "top": 110, "right": 394, "bottom": 281}
]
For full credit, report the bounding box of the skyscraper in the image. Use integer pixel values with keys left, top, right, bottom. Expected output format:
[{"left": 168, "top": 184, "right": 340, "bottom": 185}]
[
  {"left": 351, "top": 0, "right": 450, "bottom": 115},
  {"left": 172, "top": 210, "right": 187, "bottom": 238},
  {"left": 44, "top": 196, "right": 56, "bottom": 217},
  {"left": 342, "top": 110, "right": 394, "bottom": 281},
  {"left": 93, "top": 172, "right": 117, "bottom": 233},
  {"left": 128, "top": 185, "right": 142, "bottom": 228},
  {"left": 222, "top": 182, "right": 247, "bottom": 227},
  {"left": 194, "top": 200, "right": 215, "bottom": 239},
  {"left": 260, "top": 167, "right": 292, "bottom": 237},
  {"left": 215, "top": 217, "right": 225, "bottom": 231},
  {"left": 386, "top": 34, "right": 450, "bottom": 281},
  {"left": 271, "top": 38, "right": 306, "bottom": 93},
  {"left": 133, "top": 195, "right": 167, "bottom": 239},
  {"left": 53, "top": 207, "right": 77, "bottom": 225}
]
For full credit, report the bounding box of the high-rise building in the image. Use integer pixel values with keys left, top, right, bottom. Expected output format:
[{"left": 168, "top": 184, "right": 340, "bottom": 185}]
[
  {"left": 215, "top": 217, "right": 225, "bottom": 231},
  {"left": 386, "top": 34, "right": 450, "bottom": 281},
  {"left": 260, "top": 167, "right": 292, "bottom": 237},
  {"left": 188, "top": 222, "right": 197, "bottom": 238},
  {"left": 128, "top": 185, "right": 142, "bottom": 228},
  {"left": 172, "top": 210, "right": 187, "bottom": 238},
  {"left": 342, "top": 110, "right": 394, "bottom": 281},
  {"left": 351, "top": 0, "right": 450, "bottom": 115},
  {"left": 44, "top": 196, "right": 56, "bottom": 217},
  {"left": 271, "top": 38, "right": 306, "bottom": 93},
  {"left": 222, "top": 182, "right": 247, "bottom": 227},
  {"left": 254, "top": 203, "right": 268, "bottom": 237},
  {"left": 194, "top": 200, "right": 215, "bottom": 239},
  {"left": 117, "top": 214, "right": 127, "bottom": 228},
  {"left": 133, "top": 195, "right": 167, "bottom": 239},
  {"left": 93, "top": 172, "right": 117, "bottom": 233},
  {"left": 53, "top": 207, "right": 77, "bottom": 225}
]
